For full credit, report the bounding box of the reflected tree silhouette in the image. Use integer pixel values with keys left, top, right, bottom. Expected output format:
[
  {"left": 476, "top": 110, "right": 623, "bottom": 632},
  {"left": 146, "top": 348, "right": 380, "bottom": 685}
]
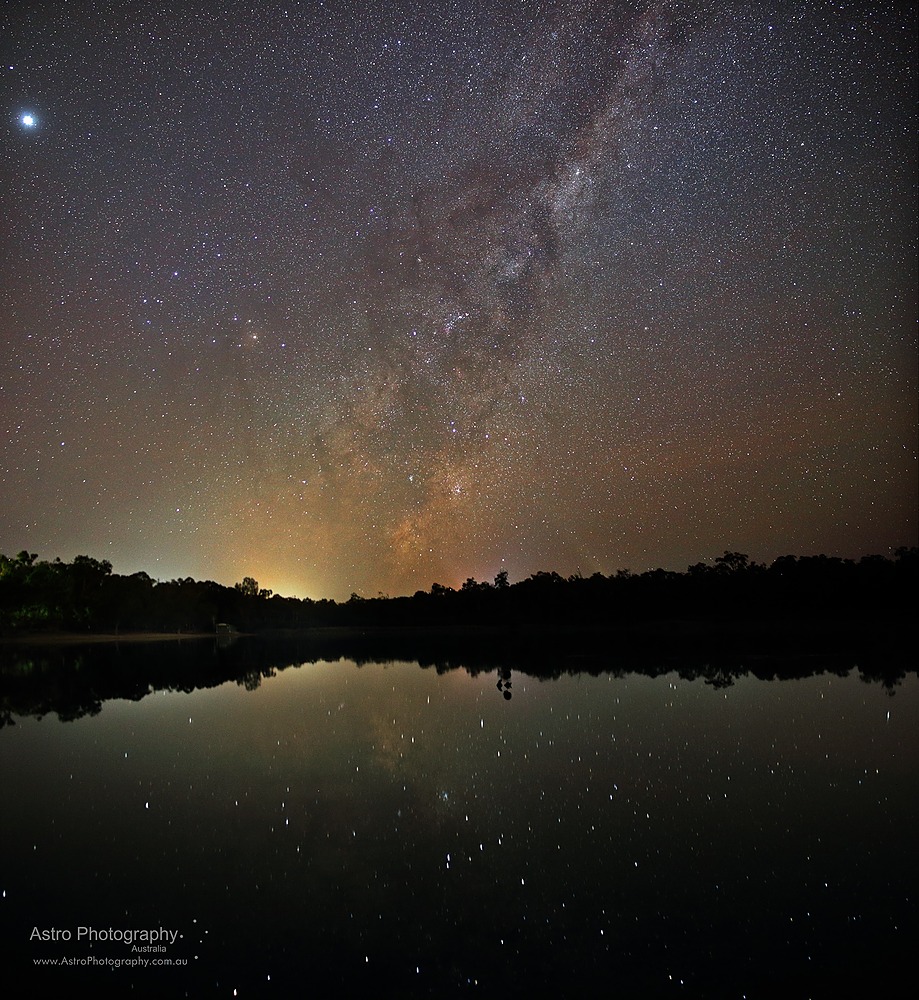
[{"left": 1, "top": 630, "right": 913, "bottom": 724}]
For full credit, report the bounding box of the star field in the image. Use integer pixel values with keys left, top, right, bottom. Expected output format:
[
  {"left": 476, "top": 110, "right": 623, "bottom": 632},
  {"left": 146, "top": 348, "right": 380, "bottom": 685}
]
[{"left": 1, "top": 1, "right": 915, "bottom": 599}]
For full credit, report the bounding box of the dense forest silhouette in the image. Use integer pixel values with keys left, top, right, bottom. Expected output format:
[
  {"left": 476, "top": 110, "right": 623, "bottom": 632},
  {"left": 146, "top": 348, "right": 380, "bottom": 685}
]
[{"left": 1, "top": 547, "right": 916, "bottom": 636}]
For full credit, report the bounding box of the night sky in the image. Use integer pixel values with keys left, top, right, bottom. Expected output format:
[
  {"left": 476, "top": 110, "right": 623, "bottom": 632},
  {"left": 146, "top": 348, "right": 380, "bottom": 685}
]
[{"left": 1, "top": 1, "right": 915, "bottom": 600}]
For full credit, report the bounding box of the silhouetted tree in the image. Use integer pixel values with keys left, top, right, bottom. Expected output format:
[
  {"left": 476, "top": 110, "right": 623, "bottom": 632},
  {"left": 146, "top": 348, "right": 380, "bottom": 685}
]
[{"left": 715, "top": 551, "right": 749, "bottom": 573}]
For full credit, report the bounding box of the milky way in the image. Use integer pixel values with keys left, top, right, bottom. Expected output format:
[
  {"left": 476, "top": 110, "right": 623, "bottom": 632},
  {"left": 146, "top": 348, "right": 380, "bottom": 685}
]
[{"left": 1, "top": 1, "right": 915, "bottom": 598}]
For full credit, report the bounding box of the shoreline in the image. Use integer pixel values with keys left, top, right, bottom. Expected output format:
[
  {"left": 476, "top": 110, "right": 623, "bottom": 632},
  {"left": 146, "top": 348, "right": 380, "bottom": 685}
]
[
  {"left": 0, "top": 631, "right": 217, "bottom": 646},
  {"left": 1, "top": 615, "right": 913, "bottom": 648}
]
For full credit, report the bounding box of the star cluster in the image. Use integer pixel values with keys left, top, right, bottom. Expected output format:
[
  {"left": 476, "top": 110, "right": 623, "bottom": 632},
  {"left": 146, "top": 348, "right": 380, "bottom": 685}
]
[{"left": 1, "top": 1, "right": 915, "bottom": 599}]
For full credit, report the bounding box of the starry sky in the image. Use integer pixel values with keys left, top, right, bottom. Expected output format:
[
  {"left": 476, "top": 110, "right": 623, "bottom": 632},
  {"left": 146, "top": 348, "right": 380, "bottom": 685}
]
[{"left": 1, "top": 1, "right": 915, "bottom": 600}]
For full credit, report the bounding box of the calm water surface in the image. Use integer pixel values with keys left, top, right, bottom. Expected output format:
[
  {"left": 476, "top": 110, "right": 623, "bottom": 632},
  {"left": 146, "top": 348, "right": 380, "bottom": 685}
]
[{"left": 2, "top": 651, "right": 916, "bottom": 998}]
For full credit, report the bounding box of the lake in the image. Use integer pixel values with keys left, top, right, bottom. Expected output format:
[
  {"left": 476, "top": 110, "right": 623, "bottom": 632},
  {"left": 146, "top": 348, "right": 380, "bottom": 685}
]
[{"left": 1, "top": 638, "right": 916, "bottom": 997}]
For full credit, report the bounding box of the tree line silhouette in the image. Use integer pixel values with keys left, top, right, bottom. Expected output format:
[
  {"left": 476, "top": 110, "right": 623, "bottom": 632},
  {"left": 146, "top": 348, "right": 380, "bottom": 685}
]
[{"left": 1, "top": 546, "right": 915, "bottom": 636}]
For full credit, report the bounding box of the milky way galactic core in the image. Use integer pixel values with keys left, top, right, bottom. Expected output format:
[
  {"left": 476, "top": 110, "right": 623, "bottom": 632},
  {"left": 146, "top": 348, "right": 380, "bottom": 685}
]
[{"left": 1, "top": 1, "right": 915, "bottom": 598}]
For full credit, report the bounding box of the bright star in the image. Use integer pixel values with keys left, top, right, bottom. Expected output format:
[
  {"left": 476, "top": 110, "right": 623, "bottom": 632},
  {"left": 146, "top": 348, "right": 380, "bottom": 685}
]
[{"left": 21, "top": 113, "right": 36, "bottom": 128}]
